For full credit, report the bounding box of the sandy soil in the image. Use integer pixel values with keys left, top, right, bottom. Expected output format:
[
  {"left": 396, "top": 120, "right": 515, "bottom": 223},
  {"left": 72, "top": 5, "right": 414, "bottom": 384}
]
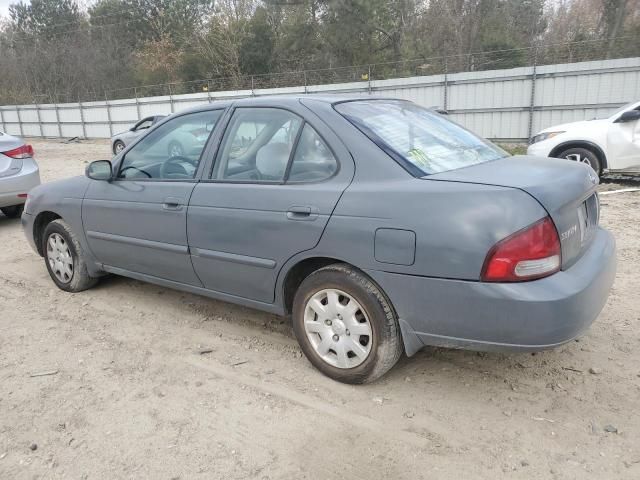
[{"left": 1, "top": 138, "right": 639, "bottom": 480}]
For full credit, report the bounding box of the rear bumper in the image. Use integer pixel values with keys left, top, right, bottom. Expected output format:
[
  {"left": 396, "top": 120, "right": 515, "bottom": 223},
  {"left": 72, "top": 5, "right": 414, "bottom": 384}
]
[
  {"left": 0, "top": 161, "right": 40, "bottom": 208},
  {"left": 366, "top": 227, "right": 616, "bottom": 356}
]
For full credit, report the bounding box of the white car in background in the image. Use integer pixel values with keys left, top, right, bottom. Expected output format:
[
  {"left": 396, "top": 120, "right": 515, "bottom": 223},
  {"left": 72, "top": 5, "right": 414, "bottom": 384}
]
[
  {"left": 0, "top": 131, "right": 40, "bottom": 218},
  {"left": 528, "top": 100, "right": 640, "bottom": 178}
]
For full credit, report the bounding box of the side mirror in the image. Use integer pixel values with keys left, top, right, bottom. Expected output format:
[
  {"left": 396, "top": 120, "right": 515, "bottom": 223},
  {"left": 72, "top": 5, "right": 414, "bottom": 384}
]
[
  {"left": 615, "top": 110, "right": 640, "bottom": 123},
  {"left": 86, "top": 160, "right": 113, "bottom": 181}
]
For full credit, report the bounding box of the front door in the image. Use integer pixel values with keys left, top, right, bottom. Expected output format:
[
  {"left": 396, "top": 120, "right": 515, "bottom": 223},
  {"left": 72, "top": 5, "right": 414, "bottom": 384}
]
[
  {"left": 83, "top": 109, "right": 224, "bottom": 285},
  {"left": 607, "top": 106, "right": 640, "bottom": 171},
  {"left": 188, "top": 106, "right": 354, "bottom": 303}
]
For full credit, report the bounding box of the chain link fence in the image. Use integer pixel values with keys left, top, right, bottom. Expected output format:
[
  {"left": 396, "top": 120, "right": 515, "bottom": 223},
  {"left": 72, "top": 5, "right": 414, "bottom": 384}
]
[
  {"left": 1, "top": 36, "right": 634, "bottom": 105},
  {"left": 0, "top": 42, "right": 638, "bottom": 142}
]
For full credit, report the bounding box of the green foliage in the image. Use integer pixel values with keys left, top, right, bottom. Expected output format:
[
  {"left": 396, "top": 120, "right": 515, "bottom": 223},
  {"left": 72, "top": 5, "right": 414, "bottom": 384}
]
[
  {"left": 240, "top": 7, "right": 274, "bottom": 75},
  {"left": 498, "top": 143, "right": 528, "bottom": 155},
  {"left": 477, "top": 41, "right": 526, "bottom": 70},
  {"left": 0, "top": 0, "right": 638, "bottom": 104},
  {"left": 9, "top": 0, "right": 83, "bottom": 38},
  {"left": 6, "top": 0, "right": 84, "bottom": 62}
]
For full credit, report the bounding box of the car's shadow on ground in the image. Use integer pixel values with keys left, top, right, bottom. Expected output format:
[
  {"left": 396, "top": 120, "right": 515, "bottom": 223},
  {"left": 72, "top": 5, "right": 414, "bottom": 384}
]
[
  {"left": 91, "top": 272, "right": 572, "bottom": 391},
  {"left": 601, "top": 173, "right": 640, "bottom": 185},
  {"left": 92, "top": 273, "right": 292, "bottom": 338},
  {"left": 0, "top": 214, "right": 21, "bottom": 229},
  {"left": 382, "top": 334, "right": 580, "bottom": 397}
]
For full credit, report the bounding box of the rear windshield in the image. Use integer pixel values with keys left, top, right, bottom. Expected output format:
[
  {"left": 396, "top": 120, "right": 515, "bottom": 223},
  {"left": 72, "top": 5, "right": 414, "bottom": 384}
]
[{"left": 335, "top": 100, "right": 508, "bottom": 175}]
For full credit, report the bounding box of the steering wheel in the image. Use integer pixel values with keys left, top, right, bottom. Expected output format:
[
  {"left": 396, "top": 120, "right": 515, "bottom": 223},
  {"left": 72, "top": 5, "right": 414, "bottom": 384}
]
[
  {"left": 160, "top": 155, "right": 193, "bottom": 179},
  {"left": 119, "top": 165, "right": 152, "bottom": 178}
]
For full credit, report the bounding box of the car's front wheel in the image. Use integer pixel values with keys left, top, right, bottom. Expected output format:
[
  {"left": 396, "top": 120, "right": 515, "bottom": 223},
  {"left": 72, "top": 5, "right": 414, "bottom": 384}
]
[
  {"left": 292, "top": 264, "right": 403, "bottom": 384},
  {"left": 43, "top": 219, "right": 98, "bottom": 292},
  {"left": 557, "top": 147, "right": 601, "bottom": 176},
  {"left": 1, "top": 204, "right": 24, "bottom": 218}
]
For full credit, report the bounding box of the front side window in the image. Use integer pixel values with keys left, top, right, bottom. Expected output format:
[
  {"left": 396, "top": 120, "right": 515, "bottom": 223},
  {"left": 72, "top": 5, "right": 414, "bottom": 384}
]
[
  {"left": 214, "top": 108, "right": 302, "bottom": 182},
  {"left": 118, "top": 110, "right": 222, "bottom": 180},
  {"left": 335, "top": 100, "right": 508, "bottom": 175}
]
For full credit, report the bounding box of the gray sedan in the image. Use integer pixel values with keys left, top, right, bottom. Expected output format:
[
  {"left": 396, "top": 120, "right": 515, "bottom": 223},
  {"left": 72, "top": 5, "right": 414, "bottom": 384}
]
[
  {"left": 22, "top": 96, "right": 616, "bottom": 383},
  {"left": 110, "top": 115, "right": 165, "bottom": 155},
  {"left": 0, "top": 131, "right": 40, "bottom": 218}
]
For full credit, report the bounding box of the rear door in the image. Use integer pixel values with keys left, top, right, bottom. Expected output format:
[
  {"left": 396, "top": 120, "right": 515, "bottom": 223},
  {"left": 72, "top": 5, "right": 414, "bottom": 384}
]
[
  {"left": 188, "top": 105, "right": 354, "bottom": 303},
  {"left": 83, "top": 109, "right": 224, "bottom": 285}
]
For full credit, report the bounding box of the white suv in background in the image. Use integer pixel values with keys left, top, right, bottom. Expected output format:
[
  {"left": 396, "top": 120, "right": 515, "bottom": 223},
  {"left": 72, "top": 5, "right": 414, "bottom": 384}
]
[{"left": 528, "top": 100, "right": 640, "bottom": 178}]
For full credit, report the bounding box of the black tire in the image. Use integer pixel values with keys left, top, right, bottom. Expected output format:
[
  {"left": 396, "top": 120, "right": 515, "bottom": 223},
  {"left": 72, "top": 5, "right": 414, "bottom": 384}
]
[
  {"left": 1, "top": 204, "right": 24, "bottom": 218},
  {"left": 42, "top": 219, "right": 98, "bottom": 292},
  {"left": 557, "top": 147, "right": 601, "bottom": 176},
  {"left": 292, "top": 263, "right": 403, "bottom": 384},
  {"left": 113, "top": 140, "right": 125, "bottom": 155}
]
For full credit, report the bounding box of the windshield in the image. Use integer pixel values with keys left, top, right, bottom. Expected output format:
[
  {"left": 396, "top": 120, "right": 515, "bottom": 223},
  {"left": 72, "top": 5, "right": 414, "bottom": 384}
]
[{"left": 335, "top": 100, "right": 508, "bottom": 175}]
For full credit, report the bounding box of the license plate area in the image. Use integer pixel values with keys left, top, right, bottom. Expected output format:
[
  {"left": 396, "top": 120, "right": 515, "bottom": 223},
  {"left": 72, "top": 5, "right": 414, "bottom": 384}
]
[{"left": 577, "top": 194, "right": 599, "bottom": 246}]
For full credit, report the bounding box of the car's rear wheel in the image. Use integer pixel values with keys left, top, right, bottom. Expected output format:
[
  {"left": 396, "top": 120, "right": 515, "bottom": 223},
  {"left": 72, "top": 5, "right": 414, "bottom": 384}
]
[
  {"left": 557, "top": 147, "right": 601, "bottom": 176},
  {"left": 292, "top": 263, "right": 403, "bottom": 384},
  {"left": 43, "top": 219, "right": 98, "bottom": 292},
  {"left": 113, "top": 140, "right": 125, "bottom": 155},
  {"left": 1, "top": 204, "right": 24, "bottom": 218}
]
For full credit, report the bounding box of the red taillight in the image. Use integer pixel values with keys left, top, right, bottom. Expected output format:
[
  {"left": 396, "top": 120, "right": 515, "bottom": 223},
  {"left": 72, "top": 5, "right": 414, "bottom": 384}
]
[
  {"left": 481, "top": 217, "right": 561, "bottom": 282},
  {"left": 2, "top": 144, "right": 34, "bottom": 159}
]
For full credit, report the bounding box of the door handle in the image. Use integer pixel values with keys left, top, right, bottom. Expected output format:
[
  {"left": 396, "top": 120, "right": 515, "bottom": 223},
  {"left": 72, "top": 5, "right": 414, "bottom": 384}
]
[
  {"left": 163, "top": 196, "right": 184, "bottom": 211},
  {"left": 287, "top": 205, "right": 318, "bottom": 221}
]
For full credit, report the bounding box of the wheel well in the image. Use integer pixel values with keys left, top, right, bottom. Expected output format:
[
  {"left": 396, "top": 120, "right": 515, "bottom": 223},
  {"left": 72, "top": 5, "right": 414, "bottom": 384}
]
[
  {"left": 550, "top": 141, "right": 608, "bottom": 170},
  {"left": 33, "top": 211, "right": 61, "bottom": 256},
  {"left": 282, "top": 257, "right": 344, "bottom": 314}
]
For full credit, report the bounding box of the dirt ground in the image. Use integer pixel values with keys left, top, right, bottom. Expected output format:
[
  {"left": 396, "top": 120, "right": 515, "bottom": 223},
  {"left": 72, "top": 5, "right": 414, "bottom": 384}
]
[{"left": 1, "top": 138, "right": 639, "bottom": 480}]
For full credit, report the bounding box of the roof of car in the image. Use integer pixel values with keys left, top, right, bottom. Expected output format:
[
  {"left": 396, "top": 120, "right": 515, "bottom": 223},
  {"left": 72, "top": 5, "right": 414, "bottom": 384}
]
[
  {"left": 171, "top": 94, "right": 401, "bottom": 117},
  {"left": 240, "top": 93, "right": 401, "bottom": 104}
]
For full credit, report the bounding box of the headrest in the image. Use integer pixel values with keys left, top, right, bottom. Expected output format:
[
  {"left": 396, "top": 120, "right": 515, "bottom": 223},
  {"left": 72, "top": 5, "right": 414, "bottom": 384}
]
[{"left": 256, "top": 142, "right": 290, "bottom": 179}]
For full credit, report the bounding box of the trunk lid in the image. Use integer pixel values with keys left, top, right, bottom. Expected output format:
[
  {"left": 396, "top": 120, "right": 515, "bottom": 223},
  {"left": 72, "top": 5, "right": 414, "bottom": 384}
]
[{"left": 427, "top": 155, "right": 600, "bottom": 269}]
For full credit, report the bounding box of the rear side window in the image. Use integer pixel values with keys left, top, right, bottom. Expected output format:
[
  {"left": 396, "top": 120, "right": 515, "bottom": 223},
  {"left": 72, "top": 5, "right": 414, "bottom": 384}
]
[
  {"left": 288, "top": 124, "right": 338, "bottom": 182},
  {"left": 335, "top": 100, "right": 508, "bottom": 176},
  {"left": 133, "top": 118, "right": 153, "bottom": 131}
]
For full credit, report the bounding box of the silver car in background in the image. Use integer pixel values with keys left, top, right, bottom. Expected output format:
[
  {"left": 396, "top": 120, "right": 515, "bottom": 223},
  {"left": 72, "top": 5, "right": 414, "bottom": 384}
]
[
  {"left": 111, "top": 115, "right": 165, "bottom": 155},
  {"left": 0, "top": 131, "right": 40, "bottom": 218}
]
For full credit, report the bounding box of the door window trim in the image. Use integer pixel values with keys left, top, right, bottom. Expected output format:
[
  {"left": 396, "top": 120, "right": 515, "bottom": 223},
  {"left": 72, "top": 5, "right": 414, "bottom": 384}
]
[
  {"left": 114, "top": 108, "right": 225, "bottom": 183},
  {"left": 283, "top": 122, "right": 341, "bottom": 184},
  {"left": 204, "top": 106, "right": 340, "bottom": 185}
]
